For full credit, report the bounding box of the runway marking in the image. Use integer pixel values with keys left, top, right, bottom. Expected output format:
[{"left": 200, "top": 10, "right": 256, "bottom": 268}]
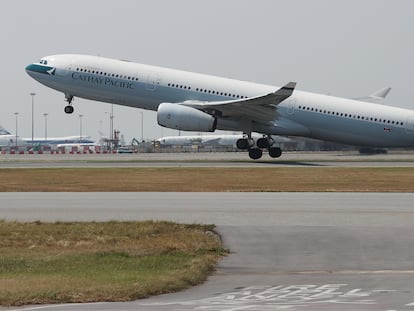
[
  {"left": 142, "top": 284, "right": 379, "bottom": 310},
  {"left": 217, "top": 269, "right": 414, "bottom": 275}
]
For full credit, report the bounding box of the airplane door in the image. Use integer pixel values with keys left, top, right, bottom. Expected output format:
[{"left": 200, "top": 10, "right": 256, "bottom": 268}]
[
  {"left": 405, "top": 115, "right": 414, "bottom": 134},
  {"left": 145, "top": 73, "right": 160, "bottom": 91}
]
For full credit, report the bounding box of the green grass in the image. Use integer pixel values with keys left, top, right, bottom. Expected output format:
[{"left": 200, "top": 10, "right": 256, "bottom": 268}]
[{"left": 0, "top": 220, "right": 226, "bottom": 306}]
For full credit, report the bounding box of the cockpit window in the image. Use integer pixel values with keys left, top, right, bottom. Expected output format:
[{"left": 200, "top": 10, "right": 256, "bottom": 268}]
[{"left": 39, "top": 59, "right": 48, "bottom": 65}]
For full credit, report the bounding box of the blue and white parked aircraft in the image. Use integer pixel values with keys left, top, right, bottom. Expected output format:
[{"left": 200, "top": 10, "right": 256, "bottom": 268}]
[
  {"left": 26, "top": 54, "right": 414, "bottom": 159},
  {"left": 0, "top": 125, "right": 95, "bottom": 149}
]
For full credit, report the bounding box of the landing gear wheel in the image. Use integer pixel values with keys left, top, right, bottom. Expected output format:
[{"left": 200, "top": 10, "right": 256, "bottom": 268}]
[
  {"left": 249, "top": 148, "right": 263, "bottom": 160},
  {"left": 236, "top": 138, "right": 249, "bottom": 150},
  {"left": 269, "top": 147, "right": 282, "bottom": 158},
  {"left": 257, "top": 137, "right": 270, "bottom": 149},
  {"left": 64, "top": 105, "right": 74, "bottom": 114},
  {"left": 236, "top": 138, "right": 254, "bottom": 150}
]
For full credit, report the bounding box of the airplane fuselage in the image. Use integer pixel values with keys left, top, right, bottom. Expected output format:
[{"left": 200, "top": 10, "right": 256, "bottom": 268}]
[{"left": 26, "top": 54, "right": 414, "bottom": 149}]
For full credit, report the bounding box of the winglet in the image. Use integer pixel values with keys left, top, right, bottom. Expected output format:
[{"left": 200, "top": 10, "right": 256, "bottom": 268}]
[
  {"left": 282, "top": 81, "right": 296, "bottom": 91},
  {"left": 276, "top": 82, "right": 296, "bottom": 98}
]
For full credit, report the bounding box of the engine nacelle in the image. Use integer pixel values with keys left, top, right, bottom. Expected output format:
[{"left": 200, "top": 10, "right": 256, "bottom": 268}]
[{"left": 157, "top": 103, "right": 217, "bottom": 132}]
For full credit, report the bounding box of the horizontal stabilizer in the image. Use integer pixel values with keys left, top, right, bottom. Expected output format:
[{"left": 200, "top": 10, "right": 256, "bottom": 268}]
[{"left": 355, "top": 87, "right": 391, "bottom": 104}]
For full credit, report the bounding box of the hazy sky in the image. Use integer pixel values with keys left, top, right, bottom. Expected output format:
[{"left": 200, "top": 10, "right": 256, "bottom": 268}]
[{"left": 1, "top": 0, "right": 413, "bottom": 142}]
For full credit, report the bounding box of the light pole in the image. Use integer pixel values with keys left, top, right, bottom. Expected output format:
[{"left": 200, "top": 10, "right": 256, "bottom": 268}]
[
  {"left": 140, "top": 111, "right": 143, "bottom": 142},
  {"left": 105, "top": 112, "right": 109, "bottom": 137},
  {"left": 29, "top": 92, "right": 36, "bottom": 147},
  {"left": 105, "top": 108, "right": 114, "bottom": 139},
  {"left": 14, "top": 112, "right": 19, "bottom": 148},
  {"left": 43, "top": 113, "right": 48, "bottom": 143},
  {"left": 79, "top": 114, "right": 83, "bottom": 143},
  {"left": 110, "top": 104, "right": 114, "bottom": 140}
]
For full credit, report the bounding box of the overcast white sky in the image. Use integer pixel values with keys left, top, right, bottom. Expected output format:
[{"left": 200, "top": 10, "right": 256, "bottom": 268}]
[{"left": 1, "top": 0, "right": 413, "bottom": 142}]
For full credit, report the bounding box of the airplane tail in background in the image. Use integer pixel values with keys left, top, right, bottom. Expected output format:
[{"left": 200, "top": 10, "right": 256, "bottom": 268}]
[
  {"left": 0, "top": 126, "right": 12, "bottom": 135},
  {"left": 355, "top": 87, "right": 392, "bottom": 104}
]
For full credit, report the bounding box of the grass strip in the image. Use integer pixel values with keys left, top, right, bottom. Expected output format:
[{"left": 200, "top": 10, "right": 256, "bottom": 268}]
[
  {"left": 0, "top": 167, "right": 413, "bottom": 191},
  {"left": 0, "top": 220, "right": 226, "bottom": 306}
]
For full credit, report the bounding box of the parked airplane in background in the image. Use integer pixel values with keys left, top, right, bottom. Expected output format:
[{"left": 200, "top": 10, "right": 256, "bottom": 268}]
[
  {"left": 0, "top": 125, "right": 94, "bottom": 149},
  {"left": 156, "top": 133, "right": 291, "bottom": 148},
  {"left": 55, "top": 138, "right": 104, "bottom": 151},
  {"left": 30, "top": 136, "right": 95, "bottom": 146},
  {"left": 0, "top": 126, "right": 26, "bottom": 148},
  {"left": 26, "top": 54, "right": 414, "bottom": 159}
]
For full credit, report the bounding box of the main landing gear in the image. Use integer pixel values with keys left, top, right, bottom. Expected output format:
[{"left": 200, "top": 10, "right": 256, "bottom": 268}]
[
  {"left": 236, "top": 134, "right": 282, "bottom": 160},
  {"left": 64, "top": 94, "right": 74, "bottom": 114}
]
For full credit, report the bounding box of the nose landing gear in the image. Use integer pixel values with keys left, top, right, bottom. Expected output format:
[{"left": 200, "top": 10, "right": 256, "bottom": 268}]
[{"left": 64, "top": 94, "right": 74, "bottom": 114}]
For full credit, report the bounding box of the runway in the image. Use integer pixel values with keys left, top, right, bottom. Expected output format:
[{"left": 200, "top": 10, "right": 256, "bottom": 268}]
[
  {"left": 1, "top": 151, "right": 414, "bottom": 167},
  {"left": 3, "top": 192, "right": 414, "bottom": 310}
]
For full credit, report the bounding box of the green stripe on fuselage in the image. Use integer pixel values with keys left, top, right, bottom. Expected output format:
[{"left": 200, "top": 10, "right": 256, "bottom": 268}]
[{"left": 25, "top": 64, "right": 55, "bottom": 75}]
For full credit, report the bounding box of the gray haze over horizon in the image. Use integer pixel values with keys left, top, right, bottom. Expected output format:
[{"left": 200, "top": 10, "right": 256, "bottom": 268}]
[{"left": 1, "top": 0, "right": 413, "bottom": 142}]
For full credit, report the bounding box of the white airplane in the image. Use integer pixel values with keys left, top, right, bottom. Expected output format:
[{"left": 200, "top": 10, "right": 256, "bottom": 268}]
[
  {"left": 25, "top": 54, "right": 414, "bottom": 159},
  {"left": 0, "top": 125, "right": 95, "bottom": 148},
  {"left": 156, "top": 133, "right": 292, "bottom": 148},
  {"left": 55, "top": 139, "right": 103, "bottom": 152},
  {"left": 30, "top": 136, "right": 95, "bottom": 146},
  {"left": 0, "top": 126, "right": 26, "bottom": 148}
]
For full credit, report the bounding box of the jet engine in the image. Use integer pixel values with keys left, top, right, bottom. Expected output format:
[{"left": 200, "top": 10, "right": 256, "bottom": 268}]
[{"left": 157, "top": 103, "right": 217, "bottom": 132}]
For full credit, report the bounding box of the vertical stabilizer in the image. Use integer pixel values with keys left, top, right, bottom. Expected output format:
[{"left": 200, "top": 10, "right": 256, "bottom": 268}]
[
  {"left": 0, "top": 126, "right": 11, "bottom": 135},
  {"left": 355, "top": 87, "right": 392, "bottom": 104}
]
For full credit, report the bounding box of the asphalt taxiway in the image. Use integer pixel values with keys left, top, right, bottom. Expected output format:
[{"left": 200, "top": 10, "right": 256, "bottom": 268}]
[
  {"left": 2, "top": 192, "right": 414, "bottom": 311},
  {"left": 1, "top": 151, "right": 414, "bottom": 167}
]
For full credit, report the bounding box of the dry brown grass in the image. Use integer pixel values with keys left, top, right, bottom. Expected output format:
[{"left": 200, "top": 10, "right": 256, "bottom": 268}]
[
  {"left": 0, "top": 167, "right": 413, "bottom": 191},
  {"left": 0, "top": 221, "right": 225, "bottom": 306}
]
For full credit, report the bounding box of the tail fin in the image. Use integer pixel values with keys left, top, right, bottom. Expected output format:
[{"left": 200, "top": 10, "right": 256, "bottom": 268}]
[
  {"left": 0, "top": 126, "right": 12, "bottom": 135},
  {"left": 355, "top": 87, "right": 392, "bottom": 104}
]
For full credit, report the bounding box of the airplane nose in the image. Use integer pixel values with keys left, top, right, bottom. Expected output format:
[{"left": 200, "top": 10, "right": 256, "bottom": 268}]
[{"left": 25, "top": 64, "right": 37, "bottom": 78}]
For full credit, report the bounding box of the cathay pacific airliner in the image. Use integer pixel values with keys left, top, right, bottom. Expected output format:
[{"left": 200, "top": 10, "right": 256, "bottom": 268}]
[{"left": 26, "top": 54, "right": 414, "bottom": 159}]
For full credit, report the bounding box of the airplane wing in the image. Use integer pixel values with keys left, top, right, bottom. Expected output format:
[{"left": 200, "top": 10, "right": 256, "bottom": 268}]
[{"left": 183, "top": 82, "right": 296, "bottom": 122}]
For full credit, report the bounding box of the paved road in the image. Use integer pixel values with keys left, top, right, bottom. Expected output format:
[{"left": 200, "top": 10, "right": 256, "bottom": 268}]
[
  {"left": 2, "top": 193, "right": 414, "bottom": 310},
  {"left": 1, "top": 151, "right": 414, "bottom": 167}
]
